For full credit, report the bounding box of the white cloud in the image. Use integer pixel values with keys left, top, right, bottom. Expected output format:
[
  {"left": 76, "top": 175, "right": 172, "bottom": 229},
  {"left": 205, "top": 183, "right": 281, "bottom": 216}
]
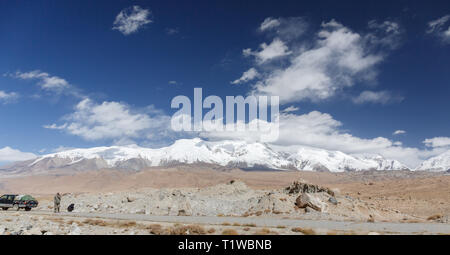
[
  {"left": 352, "top": 90, "right": 403, "bottom": 104},
  {"left": 45, "top": 98, "right": 170, "bottom": 141},
  {"left": 393, "top": 130, "right": 406, "bottom": 135},
  {"left": 260, "top": 17, "right": 281, "bottom": 31},
  {"left": 0, "top": 147, "right": 36, "bottom": 162},
  {"left": 427, "top": 15, "right": 450, "bottom": 43},
  {"left": 367, "top": 20, "right": 403, "bottom": 49},
  {"left": 259, "top": 17, "right": 308, "bottom": 40},
  {"left": 51, "top": 146, "right": 77, "bottom": 153},
  {"left": 231, "top": 68, "right": 259, "bottom": 84},
  {"left": 423, "top": 137, "right": 450, "bottom": 148},
  {"left": 168, "top": 80, "right": 178, "bottom": 85},
  {"left": 166, "top": 28, "right": 179, "bottom": 35},
  {"left": 282, "top": 106, "right": 299, "bottom": 113},
  {"left": 200, "top": 111, "right": 437, "bottom": 167},
  {"left": 243, "top": 38, "right": 291, "bottom": 63},
  {"left": 43, "top": 123, "right": 67, "bottom": 130},
  {"left": 0, "top": 90, "right": 18, "bottom": 103},
  {"left": 241, "top": 19, "right": 401, "bottom": 104},
  {"left": 113, "top": 5, "right": 152, "bottom": 35},
  {"left": 12, "top": 70, "right": 70, "bottom": 91}
]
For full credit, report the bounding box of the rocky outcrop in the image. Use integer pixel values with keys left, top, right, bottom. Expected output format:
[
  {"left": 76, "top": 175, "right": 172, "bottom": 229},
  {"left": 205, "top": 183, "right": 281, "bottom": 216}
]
[{"left": 285, "top": 181, "right": 335, "bottom": 196}]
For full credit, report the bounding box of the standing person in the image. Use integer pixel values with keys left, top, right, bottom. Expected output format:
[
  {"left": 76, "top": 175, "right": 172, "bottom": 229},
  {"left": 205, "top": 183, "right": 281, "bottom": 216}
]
[{"left": 54, "top": 192, "right": 61, "bottom": 213}]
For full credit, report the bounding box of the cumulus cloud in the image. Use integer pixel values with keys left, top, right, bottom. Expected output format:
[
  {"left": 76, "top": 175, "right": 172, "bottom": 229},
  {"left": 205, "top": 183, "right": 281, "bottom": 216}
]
[
  {"left": 427, "top": 15, "right": 450, "bottom": 43},
  {"left": 0, "top": 90, "right": 18, "bottom": 103},
  {"left": 113, "top": 5, "right": 152, "bottom": 35},
  {"left": 0, "top": 147, "right": 36, "bottom": 162},
  {"left": 12, "top": 70, "right": 70, "bottom": 92},
  {"left": 423, "top": 137, "right": 450, "bottom": 148},
  {"left": 44, "top": 98, "right": 170, "bottom": 141},
  {"left": 393, "top": 130, "right": 406, "bottom": 135},
  {"left": 352, "top": 90, "right": 403, "bottom": 104},
  {"left": 243, "top": 38, "right": 292, "bottom": 63},
  {"left": 231, "top": 68, "right": 259, "bottom": 84},
  {"left": 239, "top": 18, "right": 402, "bottom": 104},
  {"left": 200, "top": 111, "right": 438, "bottom": 167}
]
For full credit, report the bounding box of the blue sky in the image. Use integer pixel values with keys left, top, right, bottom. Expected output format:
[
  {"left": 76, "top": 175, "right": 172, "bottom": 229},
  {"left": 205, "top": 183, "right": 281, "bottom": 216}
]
[{"left": 1, "top": 0, "right": 450, "bottom": 167}]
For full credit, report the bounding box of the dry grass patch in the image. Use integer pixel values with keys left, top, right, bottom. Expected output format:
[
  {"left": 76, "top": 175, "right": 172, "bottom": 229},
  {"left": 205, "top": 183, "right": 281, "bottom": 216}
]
[
  {"left": 233, "top": 223, "right": 241, "bottom": 226},
  {"left": 427, "top": 214, "right": 443, "bottom": 221},
  {"left": 146, "top": 224, "right": 163, "bottom": 235},
  {"left": 45, "top": 217, "right": 64, "bottom": 224},
  {"left": 207, "top": 228, "right": 216, "bottom": 234},
  {"left": 167, "top": 224, "right": 207, "bottom": 235},
  {"left": 402, "top": 218, "right": 422, "bottom": 223},
  {"left": 81, "top": 219, "right": 137, "bottom": 228},
  {"left": 326, "top": 230, "right": 338, "bottom": 235},
  {"left": 66, "top": 220, "right": 82, "bottom": 225},
  {"left": 291, "top": 227, "right": 316, "bottom": 235},
  {"left": 115, "top": 221, "right": 137, "bottom": 228},
  {"left": 243, "top": 223, "right": 256, "bottom": 227},
  {"left": 254, "top": 228, "right": 278, "bottom": 235},
  {"left": 222, "top": 222, "right": 231, "bottom": 226},
  {"left": 82, "top": 219, "right": 107, "bottom": 226},
  {"left": 222, "top": 229, "right": 239, "bottom": 235}
]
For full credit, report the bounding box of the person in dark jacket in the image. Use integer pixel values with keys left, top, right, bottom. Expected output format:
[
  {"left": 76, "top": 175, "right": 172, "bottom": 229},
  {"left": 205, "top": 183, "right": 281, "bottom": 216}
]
[{"left": 54, "top": 192, "right": 61, "bottom": 213}]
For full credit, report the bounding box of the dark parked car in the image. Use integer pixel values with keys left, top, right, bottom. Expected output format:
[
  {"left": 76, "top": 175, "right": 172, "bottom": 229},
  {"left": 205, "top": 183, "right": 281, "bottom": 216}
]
[{"left": 0, "top": 194, "right": 38, "bottom": 211}]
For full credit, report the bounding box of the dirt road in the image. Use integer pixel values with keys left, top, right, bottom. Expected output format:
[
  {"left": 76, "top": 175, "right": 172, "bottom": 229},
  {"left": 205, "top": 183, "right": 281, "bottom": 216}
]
[{"left": 6, "top": 209, "right": 450, "bottom": 235}]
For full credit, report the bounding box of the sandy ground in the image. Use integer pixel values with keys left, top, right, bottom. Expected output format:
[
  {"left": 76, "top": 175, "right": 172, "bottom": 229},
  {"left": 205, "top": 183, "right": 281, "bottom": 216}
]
[{"left": 1, "top": 167, "right": 449, "bottom": 235}]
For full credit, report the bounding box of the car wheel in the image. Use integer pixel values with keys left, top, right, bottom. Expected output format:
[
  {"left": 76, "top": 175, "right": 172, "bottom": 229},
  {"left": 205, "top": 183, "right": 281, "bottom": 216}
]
[
  {"left": 13, "top": 204, "right": 19, "bottom": 211},
  {"left": 25, "top": 207, "right": 31, "bottom": 211},
  {"left": 1, "top": 207, "right": 8, "bottom": 211}
]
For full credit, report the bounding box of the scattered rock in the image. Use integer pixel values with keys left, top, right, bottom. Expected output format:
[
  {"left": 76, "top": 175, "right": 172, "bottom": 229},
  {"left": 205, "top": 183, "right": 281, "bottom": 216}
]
[
  {"left": 135, "top": 209, "right": 145, "bottom": 214},
  {"left": 328, "top": 197, "right": 338, "bottom": 205},
  {"left": 69, "top": 225, "right": 81, "bottom": 235},
  {"left": 26, "top": 227, "right": 43, "bottom": 235},
  {"left": 178, "top": 209, "right": 188, "bottom": 216}
]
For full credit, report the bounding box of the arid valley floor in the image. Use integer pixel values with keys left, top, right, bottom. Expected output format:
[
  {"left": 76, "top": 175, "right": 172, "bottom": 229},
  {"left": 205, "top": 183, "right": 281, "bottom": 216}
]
[{"left": 1, "top": 167, "right": 450, "bottom": 235}]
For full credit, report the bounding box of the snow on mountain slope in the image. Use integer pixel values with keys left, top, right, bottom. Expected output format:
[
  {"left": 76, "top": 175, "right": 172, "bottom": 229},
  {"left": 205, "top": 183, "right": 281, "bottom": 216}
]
[
  {"left": 19, "top": 138, "right": 408, "bottom": 173},
  {"left": 416, "top": 150, "right": 450, "bottom": 172}
]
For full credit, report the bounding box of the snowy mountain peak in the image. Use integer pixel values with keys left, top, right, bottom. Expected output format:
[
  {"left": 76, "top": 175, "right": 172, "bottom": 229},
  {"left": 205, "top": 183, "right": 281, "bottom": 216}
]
[
  {"left": 416, "top": 150, "right": 450, "bottom": 172},
  {"left": 14, "top": 138, "right": 410, "bottom": 175}
]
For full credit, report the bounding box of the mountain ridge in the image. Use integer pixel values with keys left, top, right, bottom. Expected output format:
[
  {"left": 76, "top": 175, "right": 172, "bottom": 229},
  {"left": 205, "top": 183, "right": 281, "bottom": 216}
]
[{"left": 0, "top": 138, "right": 411, "bottom": 176}]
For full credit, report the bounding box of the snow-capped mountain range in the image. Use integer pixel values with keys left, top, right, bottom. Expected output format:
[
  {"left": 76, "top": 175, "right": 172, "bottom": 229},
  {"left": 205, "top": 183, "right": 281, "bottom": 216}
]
[
  {"left": 416, "top": 150, "right": 450, "bottom": 172},
  {"left": 0, "top": 138, "right": 413, "bottom": 176}
]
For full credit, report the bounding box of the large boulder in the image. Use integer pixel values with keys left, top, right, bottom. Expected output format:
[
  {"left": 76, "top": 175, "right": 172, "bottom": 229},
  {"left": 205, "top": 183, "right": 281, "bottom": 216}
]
[{"left": 295, "top": 193, "right": 325, "bottom": 212}]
